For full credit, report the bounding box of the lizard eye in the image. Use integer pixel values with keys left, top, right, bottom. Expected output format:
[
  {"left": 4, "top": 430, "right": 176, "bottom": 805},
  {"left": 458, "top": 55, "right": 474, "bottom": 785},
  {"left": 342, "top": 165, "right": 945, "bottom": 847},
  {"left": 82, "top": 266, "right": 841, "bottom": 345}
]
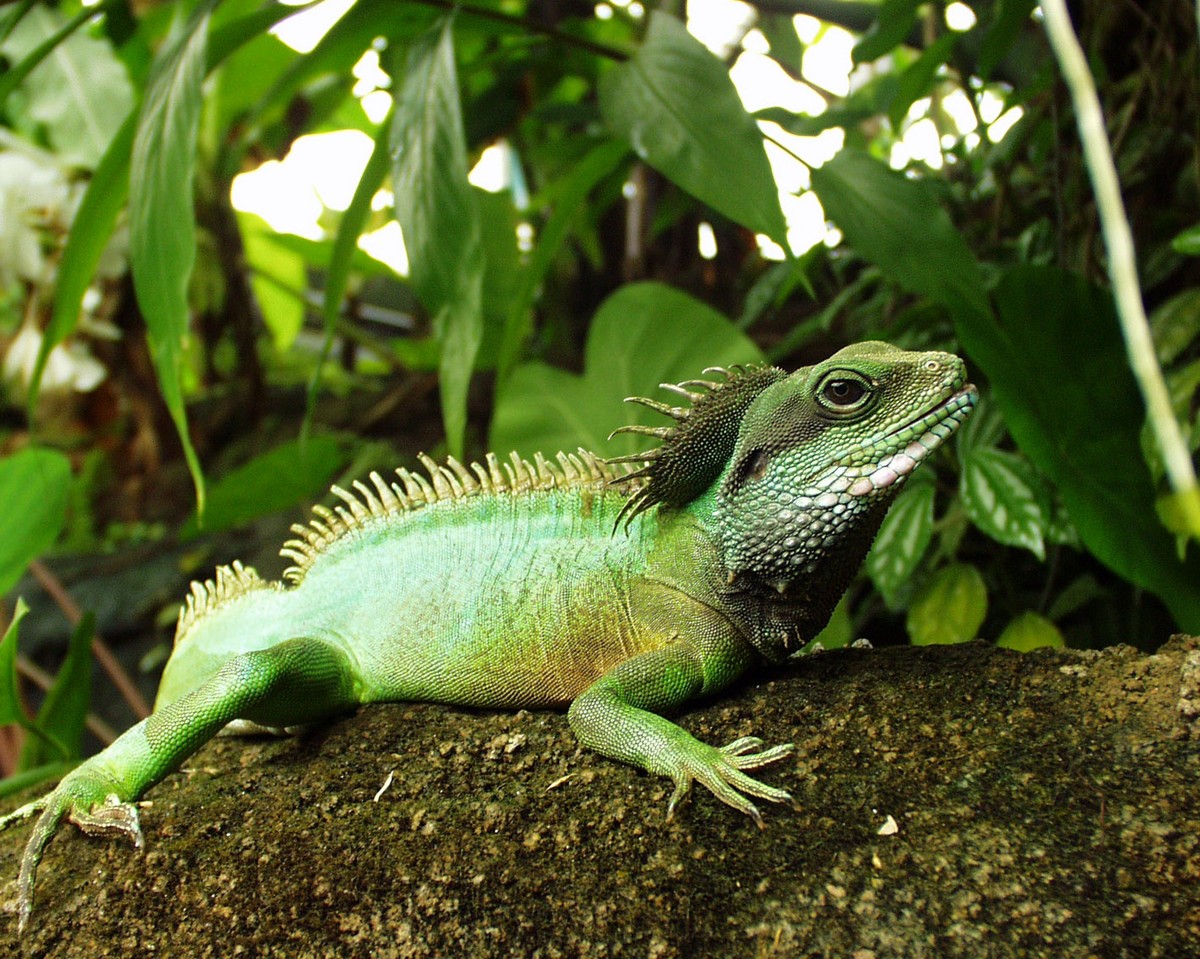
[{"left": 817, "top": 373, "right": 870, "bottom": 411}]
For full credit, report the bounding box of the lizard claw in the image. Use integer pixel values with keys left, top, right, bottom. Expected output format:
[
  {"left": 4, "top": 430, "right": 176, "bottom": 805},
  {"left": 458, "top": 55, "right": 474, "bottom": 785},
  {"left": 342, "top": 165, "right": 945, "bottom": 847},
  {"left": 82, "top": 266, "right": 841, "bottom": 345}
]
[
  {"left": 70, "top": 794, "right": 144, "bottom": 849},
  {"left": 664, "top": 736, "right": 794, "bottom": 826}
]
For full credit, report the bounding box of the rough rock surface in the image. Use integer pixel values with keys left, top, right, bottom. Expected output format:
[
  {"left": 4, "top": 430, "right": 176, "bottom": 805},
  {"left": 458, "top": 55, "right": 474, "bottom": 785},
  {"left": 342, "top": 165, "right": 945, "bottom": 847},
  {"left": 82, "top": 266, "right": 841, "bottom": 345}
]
[{"left": 1, "top": 636, "right": 1198, "bottom": 958}]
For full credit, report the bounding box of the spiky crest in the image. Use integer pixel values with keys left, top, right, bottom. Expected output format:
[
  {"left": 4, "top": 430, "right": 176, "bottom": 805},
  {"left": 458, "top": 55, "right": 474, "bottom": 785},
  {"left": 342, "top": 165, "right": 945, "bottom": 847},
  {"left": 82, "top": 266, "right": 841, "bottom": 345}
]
[
  {"left": 174, "top": 561, "right": 277, "bottom": 646},
  {"left": 278, "top": 449, "right": 632, "bottom": 586},
  {"left": 604, "top": 363, "right": 789, "bottom": 528}
]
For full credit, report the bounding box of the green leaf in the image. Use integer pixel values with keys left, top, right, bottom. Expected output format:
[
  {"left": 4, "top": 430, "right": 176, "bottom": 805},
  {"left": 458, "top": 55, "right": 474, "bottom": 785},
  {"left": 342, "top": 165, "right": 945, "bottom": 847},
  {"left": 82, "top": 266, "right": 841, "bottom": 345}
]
[
  {"left": 0, "top": 762, "right": 76, "bottom": 800},
  {"left": 995, "top": 611, "right": 1064, "bottom": 652},
  {"left": 303, "top": 118, "right": 393, "bottom": 435},
  {"left": 907, "top": 563, "right": 988, "bottom": 645},
  {"left": 976, "top": 266, "right": 1200, "bottom": 631},
  {"left": 209, "top": 28, "right": 295, "bottom": 138},
  {"left": 955, "top": 394, "right": 1007, "bottom": 457},
  {"left": 238, "top": 212, "right": 306, "bottom": 351},
  {"left": 491, "top": 282, "right": 763, "bottom": 458},
  {"left": 129, "top": 2, "right": 216, "bottom": 514},
  {"left": 29, "top": 110, "right": 135, "bottom": 411},
  {"left": 889, "top": 32, "right": 956, "bottom": 129},
  {"left": 866, "top": 483, "right": 936, "bottom": 607},
  {"left": 18, "top": 613, "right": 94, "bottom": 769},
  {"left": 0, "top": 448, "right": 71, "bottom": 596},
  {"left": 0, "top": 599, "right": 30, "bottom": 726},
  {"left": 811, "top": 593, "right": 853, "bottom": 651},
  {"left": 1045, "top": 574, "right": 1105, "bottom": 621},
  {"left": 242, "top": 0, "right": 437, "bottom": 141},
  {"left": 179, "top": 435, "right": 353, "bottom": 540},
  {"left": 498, "top": 139, "right": 630, "bottom": 379},
  {"left": 810, "top": 150, "right": 991, "bottom": 325},
  {"left": 1172, "top": 223, "right": 1200, "bottom": 256},
  {"left": 477, "top": 188, "right": 522, "bottom": 332},
  {"left": 390, "top": 16, "right": 484, "bottom": 457},
  {"left": 961, "top": 448, "right": 1048, "bottom": 560},
  {"left": 977, "top": 0, "right": 1038, "bottom": 81},
  {"left": 853, "top": 0, "right": 922, "bottom": 63},
  {"left": 1149, "top": 288, "right": 1200, "bottom": 366},
  {"left": 759, "top": 14, "right": 804, "bottom": 76},
  {"left": 599, "top": 12, "right": 786, "bottom": 244},
  {"left": 0, "top": 1, "right": 131, "bottom": 164}
]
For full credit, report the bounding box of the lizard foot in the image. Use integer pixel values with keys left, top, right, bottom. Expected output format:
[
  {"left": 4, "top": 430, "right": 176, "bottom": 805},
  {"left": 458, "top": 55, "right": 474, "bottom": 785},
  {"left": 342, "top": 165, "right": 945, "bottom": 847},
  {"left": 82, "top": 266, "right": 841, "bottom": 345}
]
[
  {"left": 6, "top": 771, "right": 142, "bottom": 935},
  {"left": 665, "top": 736, "right": 795, "bottom": 827}
]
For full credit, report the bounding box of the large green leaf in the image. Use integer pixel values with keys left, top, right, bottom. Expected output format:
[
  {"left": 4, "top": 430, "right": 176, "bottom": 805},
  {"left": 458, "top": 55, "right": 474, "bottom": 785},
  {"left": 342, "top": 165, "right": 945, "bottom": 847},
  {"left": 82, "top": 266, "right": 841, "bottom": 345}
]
[
  {"left": 179, "top": 435, "right": 353, "bottom": 540},
  {"left": 960, "top": 448, "right": 1048, "bottom": 560},
  {"left": 599, "top": 12, "right": 786, "bottom": 244},
  {"left": 981, "top": 267, "right": 1200, "bottom": 630},
  {"left": 390, "top": 17, "right": 484, "bottom": 457},
  {"left": 0, "top": 2, "right": 132, "bottom": 167},
  {"left": 866, "top": 482, "right": 935, "bottom": 607},
  {"left": 0, "top": 448, "right": 71, "bottom": 596},
  {"left": 810, "top": 149, "right": 992, "bottom": 326},
  {"left": 491, "top": 282, "right": 763, "bottom": 458},
  {"left": 129, "top": 2, "right": 216, "bottom": 513}
]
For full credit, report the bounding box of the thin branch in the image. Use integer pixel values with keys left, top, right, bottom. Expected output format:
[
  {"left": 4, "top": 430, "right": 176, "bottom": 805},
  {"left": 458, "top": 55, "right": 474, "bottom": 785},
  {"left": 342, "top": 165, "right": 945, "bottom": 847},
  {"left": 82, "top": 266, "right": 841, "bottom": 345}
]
[
  {"left": 17, "top": 653, "right": 120, "bottom": 744},
  {"left": 760, "top": 126, "right": 813, "bottom": 171},
  {"left": 1038, "top": 0, "right": 1200, "bottom": 534},
  {"left": 29, "top": 560, "right": 151, "bottom": 719}
]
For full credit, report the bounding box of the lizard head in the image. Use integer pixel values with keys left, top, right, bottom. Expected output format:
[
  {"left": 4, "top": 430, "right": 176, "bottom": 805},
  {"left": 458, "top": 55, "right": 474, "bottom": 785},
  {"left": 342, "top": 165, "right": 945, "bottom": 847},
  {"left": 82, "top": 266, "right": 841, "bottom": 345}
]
[{"left": 711, "top": 341, "right": 975, "bottom": 593}]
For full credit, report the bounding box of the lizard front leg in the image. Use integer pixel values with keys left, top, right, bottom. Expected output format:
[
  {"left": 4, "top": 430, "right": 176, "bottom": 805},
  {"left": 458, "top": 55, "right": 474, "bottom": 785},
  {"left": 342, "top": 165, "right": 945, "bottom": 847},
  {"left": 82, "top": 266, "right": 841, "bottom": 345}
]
[
  {"left": 567, "top": 640, "right": 794, "bottom": 824},
  {"left": 0, "top": 636, "right": 361, "bottom": 934}
]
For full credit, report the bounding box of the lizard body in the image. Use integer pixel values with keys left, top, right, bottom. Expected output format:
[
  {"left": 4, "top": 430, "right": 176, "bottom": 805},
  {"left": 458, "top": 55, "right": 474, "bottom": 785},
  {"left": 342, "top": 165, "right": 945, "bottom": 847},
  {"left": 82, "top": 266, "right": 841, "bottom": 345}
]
[{"left": 1, "top": 341, "right": 975, "bottom": 931}]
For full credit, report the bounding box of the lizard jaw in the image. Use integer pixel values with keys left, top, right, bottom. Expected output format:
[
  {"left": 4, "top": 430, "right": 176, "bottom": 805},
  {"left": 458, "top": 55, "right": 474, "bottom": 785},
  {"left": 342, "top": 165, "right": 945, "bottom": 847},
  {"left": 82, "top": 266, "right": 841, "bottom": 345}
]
[
  {"left": 809, "top": 383, "right": 977, "bottom": 500},
  {"left": 843, "top": 384, "right": 977, "bottom": 497}
]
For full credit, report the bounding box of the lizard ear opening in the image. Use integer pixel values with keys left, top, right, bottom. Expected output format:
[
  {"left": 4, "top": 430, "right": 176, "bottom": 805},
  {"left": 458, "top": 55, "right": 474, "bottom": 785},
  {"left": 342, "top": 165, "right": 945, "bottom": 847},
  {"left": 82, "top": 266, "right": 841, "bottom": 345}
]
[{"left": 604, "top": 364, "right": 788, "bottom": 529}]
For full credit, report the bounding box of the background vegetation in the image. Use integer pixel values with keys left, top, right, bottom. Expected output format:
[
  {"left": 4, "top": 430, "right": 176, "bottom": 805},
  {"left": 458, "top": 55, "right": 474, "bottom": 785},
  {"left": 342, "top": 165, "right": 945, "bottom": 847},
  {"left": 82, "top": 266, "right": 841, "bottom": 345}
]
[{"left": 0, "top": 0, "right": 1196, "bottom": 787}]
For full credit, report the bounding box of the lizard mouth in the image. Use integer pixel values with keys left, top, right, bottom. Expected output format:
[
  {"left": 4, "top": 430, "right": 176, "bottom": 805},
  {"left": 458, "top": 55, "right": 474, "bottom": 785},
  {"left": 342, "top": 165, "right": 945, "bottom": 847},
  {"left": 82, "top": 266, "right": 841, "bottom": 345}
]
[
  {"left": 810, "top": 384, "right": 977, "bottom": 499},
  {"left": 845, "top": 384, "right": 977, "bottom": 495}
]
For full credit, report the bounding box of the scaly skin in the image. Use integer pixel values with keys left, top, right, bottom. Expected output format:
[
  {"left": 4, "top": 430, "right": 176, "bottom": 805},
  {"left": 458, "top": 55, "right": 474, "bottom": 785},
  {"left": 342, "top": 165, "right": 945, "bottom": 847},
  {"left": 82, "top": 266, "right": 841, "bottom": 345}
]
[{"left": 1, "top": 341, "right": 975, "bottom": 933}]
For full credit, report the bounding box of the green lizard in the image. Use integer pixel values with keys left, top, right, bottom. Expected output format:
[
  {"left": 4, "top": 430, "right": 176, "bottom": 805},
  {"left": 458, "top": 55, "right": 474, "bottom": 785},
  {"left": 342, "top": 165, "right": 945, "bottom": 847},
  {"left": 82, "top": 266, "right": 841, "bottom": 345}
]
[{"left": 1, "top": 341, "right": 974, "bottom": 932}]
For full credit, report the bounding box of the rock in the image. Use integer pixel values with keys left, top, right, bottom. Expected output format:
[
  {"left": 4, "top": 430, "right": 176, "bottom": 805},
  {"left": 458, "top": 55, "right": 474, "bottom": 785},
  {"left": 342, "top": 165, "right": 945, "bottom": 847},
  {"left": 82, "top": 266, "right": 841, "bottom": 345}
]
[{"left": 1, "top": 638, "right": 1198, "bottom": 957}]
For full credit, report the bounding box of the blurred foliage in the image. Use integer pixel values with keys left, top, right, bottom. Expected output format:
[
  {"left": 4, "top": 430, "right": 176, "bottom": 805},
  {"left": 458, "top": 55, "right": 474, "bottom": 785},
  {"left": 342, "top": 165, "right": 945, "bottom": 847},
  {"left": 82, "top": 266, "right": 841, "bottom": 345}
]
[{"left": 0, "top": 0, "right": 1198, "bottom": 773}]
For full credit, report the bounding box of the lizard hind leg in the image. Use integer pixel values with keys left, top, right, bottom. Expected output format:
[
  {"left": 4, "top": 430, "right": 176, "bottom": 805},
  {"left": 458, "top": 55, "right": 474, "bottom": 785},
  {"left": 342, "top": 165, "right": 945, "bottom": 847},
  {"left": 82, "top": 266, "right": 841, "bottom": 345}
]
[{"left": 2, "top": 635, "right": 364, "bottom": 935}]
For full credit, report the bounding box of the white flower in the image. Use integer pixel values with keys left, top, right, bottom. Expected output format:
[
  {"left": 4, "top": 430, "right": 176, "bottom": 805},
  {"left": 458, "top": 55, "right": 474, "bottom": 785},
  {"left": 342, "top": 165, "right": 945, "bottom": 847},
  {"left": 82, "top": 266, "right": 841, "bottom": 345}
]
[
  {"left": 0, "top": 149, "right": 71, "bottom": 289},
  {"left": 4, "top": 321, "right": 106, "bottom": 394}
]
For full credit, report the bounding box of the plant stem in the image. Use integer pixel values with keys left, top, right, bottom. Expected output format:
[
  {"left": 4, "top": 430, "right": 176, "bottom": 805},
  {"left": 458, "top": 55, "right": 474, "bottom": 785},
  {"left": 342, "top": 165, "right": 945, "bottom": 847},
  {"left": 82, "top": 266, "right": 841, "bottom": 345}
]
[
  {"left": 1038, "top": 0, "right": 1200, "bottom": 536},
  {"left": 30, "top": 561, "right": 151, "bottom": 720}
]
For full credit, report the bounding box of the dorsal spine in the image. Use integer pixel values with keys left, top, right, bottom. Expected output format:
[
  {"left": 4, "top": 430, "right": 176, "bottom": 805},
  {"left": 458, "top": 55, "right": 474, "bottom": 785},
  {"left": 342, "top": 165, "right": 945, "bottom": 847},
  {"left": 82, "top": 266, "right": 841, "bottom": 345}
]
[
  {"left": 174, "top": 561, "right": 276, "bottom": 645},
  {"left": 277, "top": 449, "right": 630, "bottom": 586}
]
